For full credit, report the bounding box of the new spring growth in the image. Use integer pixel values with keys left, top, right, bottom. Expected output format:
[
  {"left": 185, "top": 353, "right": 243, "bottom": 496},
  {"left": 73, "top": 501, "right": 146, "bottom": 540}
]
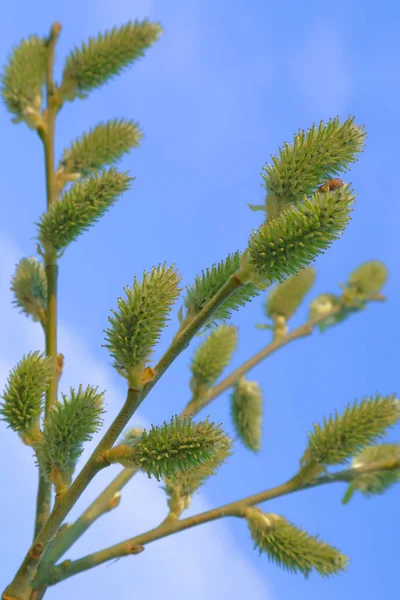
[
  {"left": 56, "top": 119, "right": 143, "bottom": 191},
  {"left": 257, "top": 266, "right": 316, "bottom": 336},
  {"left": 339, "top": 259, "right": 388, "bottom": 321},
  {"left": 36, "top": 384, "right": 105, "bottom": 492},
  {"left": 0, "top": 34, "right": 47, "bottom": 127},
  {"left": 300, "top": 394, "right": 400, "bottom": 469},
  {"left": 0, "top": 351, "right": 53, "bottom": 442},
  {"left": 101, "top": 415, "right": 229, "bottom": 481},
  {"left": 261, "top": 117, "right": 366, "bottom": 217},
  {"left": 308, "top": 291, "right": 362, "bottom": 333},
  {"left": 162, "top": 432, "right": 232, "bottom": 516},
  {"left": 244, "top": 508, "right": 349, "bottom": 577},
  {"left": 238, "top": 184, "right": 355, "bottom": 288},
  {"left": 102, "top": 263, "right": 182, "bottom": 389},
  {"left": 190, "top": 324, "right": 238, "bottom": 398},
  {"left": 35, "top": 169, "right": 133, "bottom": 254},
  {"left": 230, "top": 377, "right": 263, "bottom": 452},
  {"left": 341, "top": 443, "right": 400, "bottom": 504},
  {"left": 58, "top": 20, "right": 163, "bottom": 101},
  {"left": 347, "top": 260, "right": 388, "bottom": 295},
  {"left": 0, "top": 17, "right": 397, "bottom": 598},
  {"left": 119, "top": 427, "right": 145, "bottom": 446},
  {"left": 308, "top": 293, "right": 342, "bottom": 331},
  {"left": 180, "top": 250, "right": 260, "bottom": 333},
  {"left": 307, "top": 260, "right": 388, "bottom": 333},
  {"left": 242, "top": 120, "right": 364, "bottom": 286},
  {"left": 10, "top": 257, "right": 48, "bottom": 326},
  {"left": 265, "top": 267, "right": 316, "bottom": 321}
]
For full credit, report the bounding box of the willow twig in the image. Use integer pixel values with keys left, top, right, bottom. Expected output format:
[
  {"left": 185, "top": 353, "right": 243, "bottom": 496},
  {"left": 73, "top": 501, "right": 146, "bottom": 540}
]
[
  {"left": 38, "top": 291, "right": 385, "bottom": 575},
  {"left": 36, "top": 456, "right": 400, "bottom": 586}
]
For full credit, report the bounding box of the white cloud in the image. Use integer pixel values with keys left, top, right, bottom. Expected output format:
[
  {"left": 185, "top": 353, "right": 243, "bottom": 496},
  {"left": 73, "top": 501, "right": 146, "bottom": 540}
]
[{"left": 0, "top": 234, "right": 273, "bottom": 599}]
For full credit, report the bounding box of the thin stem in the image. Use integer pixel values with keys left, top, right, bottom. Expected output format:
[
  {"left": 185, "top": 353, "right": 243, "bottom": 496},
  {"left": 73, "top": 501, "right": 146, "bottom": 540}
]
[
  {"left": 183, "top": 295, "right": 385, "bottom": 417},
  {"left": 28, "top": 523, "right": 68, "bottom": 600},
  {"left": 39, "top": 468, "right": 134, "bottom": 570},
  {"left": 43, "top": 24, "right": 62, "bottom": 212},
  {"left": 182, "top": 320, "right": 315, "bottom": 418},
  {"left": 2, "top": 275, "right": 243, "bottom": 600},
  {"left": 39, "top": 291, "right": 385, "bottom": 572},
  {"left": 28, "top": 587, "right": 47, "bottom": 600},
  {"left": 2, "top": 388, "right": 141, "bottom": 600},
  {"left": 143, "top": 274, "right": 244, "bottom": 398},
  {"left": 37, "top": 456, "right": 400, "bottom": 587},
  {"left": 33, "top": 22, "right": 62, "bottom": 542},
  {"left": 43, "top": 264, "right": 59, "bottom": 417}
]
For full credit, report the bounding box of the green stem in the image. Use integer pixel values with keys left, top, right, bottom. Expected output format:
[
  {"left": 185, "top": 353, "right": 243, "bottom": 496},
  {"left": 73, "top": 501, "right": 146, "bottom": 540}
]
[
  {"left": 33, "top": 22, "right": 62, "bottom": 543},
  {"left": 37, "top": 456, "right": 400, "bottom": 587},
  {"left": 3, "top": 275, "right": 243, "bottom": 600},
  {"left": 38, "top": 291, "right": 385, "bottom": 574}
]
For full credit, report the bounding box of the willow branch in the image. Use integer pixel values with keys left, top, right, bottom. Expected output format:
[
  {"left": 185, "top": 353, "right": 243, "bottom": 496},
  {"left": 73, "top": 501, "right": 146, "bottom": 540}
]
[
  {"left": 38, "top": 456, "right": 400, "bottom": 587},
  {"left": 182, "top": 291, "right": 385, "bottom": 417},
  {"left": 41, "top": 291, "right": 385, "bottom": 570},
  {"left": 2, "top": 274, "right": 243, "bottom": 600},
  {"left": 2, "top": 388, "right": 142, "bottom": 600},
  {"left": 33, "top": 22, "right": 62, "bottom": 542},
  {"left": 42, "top": 22, "right": 62, "bottom": 212},
  {"left": 36, "top": 479, "right": 124, "bottom": 569}
]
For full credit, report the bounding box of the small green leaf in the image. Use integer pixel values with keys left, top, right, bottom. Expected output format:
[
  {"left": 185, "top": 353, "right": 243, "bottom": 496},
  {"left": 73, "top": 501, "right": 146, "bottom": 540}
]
[
  {"left": 248, "top": 203, "right": 265, "bottom": 212},
  {"left": 245, "top": 509, "right": 348, "bottom": 577},
  {"left": 308, "top": 293, "right": 363, "bottom": 333}
]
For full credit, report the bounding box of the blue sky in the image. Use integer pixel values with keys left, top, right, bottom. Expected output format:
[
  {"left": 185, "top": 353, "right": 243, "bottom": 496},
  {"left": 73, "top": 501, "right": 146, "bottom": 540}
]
[{"left": 0, "top": 1, "right": 399, "bottom": 598}]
